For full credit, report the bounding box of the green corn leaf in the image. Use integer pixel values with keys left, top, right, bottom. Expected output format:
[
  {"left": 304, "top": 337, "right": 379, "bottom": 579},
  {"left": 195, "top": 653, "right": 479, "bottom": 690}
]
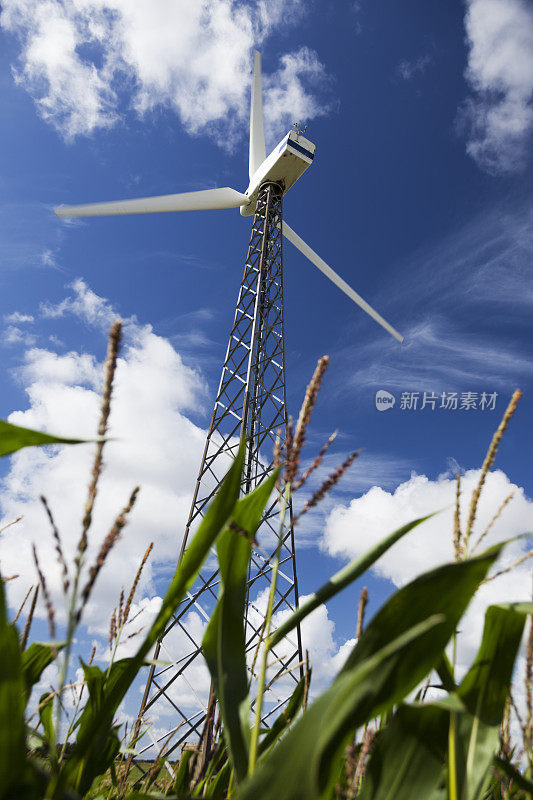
[
  {"left": 21, "top": 641, "right": 64, "bottom": 706},
  {"left": 236, "top": 616, "right": 445, "bottom": 800},
  {"left": 0, "top": 577, "right": 26, "bottom": 798},
  {"left": 358, "top": 703, "right": 449, "bottom": 800},
  {"left": 0, "top": 418, "right": 97, "bottom": 458},
  {"left": 453, "top": 603, "right": 531, "bottom": 800},
  {"left": 494, "top": 755, "right": 533, "bottom": 798},
  {"left": 172, "top": 748, "right": 195, "bottom": 797},
  {"left": 38, "top": 691, "right": 55, "bottom": 748},
  {"left": 57, "top": 442, "right": 246, "bottom": 797},
  {"left": 141, "top": 438, "right": 245, "bottom": 654},
  {"left": 269, "top": 514, "right": 434, "bottom": 650},
  {"left": 258, "top": 671, "right": 308, "bottom": 757},
  {"left": 202, "top": 470, "right": 278, "bottom": 781},
  {"left": 459, "top": 604, "right": 532, "bottom": 724},
  {"left": 435, "top": 652, "right": 456, "bottom": 693},
  {"left": 337, "top": 542, "right": 506, "bottom": 680},
  {"left": 234, "top": 542, "right": 505, "bottom": 800},
  {"left": 193, "top": 744, "right": 230, "bottom": 798},
  {"left": 198, "top": 759, "right": 232, "bottom": 799},
  {"left": 62, "top": 659, "right": 127, "bottom": 794}
]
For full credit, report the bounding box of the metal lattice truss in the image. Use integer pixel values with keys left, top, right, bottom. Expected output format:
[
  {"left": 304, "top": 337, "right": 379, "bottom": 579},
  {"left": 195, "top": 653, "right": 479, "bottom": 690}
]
[{"left": 133, "top": 182, "right": 303, "bottom": 763}]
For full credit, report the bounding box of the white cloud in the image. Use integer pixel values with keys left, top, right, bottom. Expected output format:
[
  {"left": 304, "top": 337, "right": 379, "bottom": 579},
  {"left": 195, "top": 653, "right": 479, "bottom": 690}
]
[
  {"left": 324, "top": 467, "right": 533, "bottom": 673},
  {"left": 4, "top": 311, "right": 34, "bottom": 324},
  {"left": 40, "top": 277, "right": 118, "bottom": 327},
  {"left": 2, "top": 279, "right": 361, "bottom": 742},
  {"left": 0, "top": 0, "right": 332, "bottom": 146},
  {"left": 397, "top": 52, "right": 433, "bottom": 81},
  {"left": 247, "top": 587, "right": 353, "bottom": 703},
  {"left": 0, "top": 202, "right": 63, "bottom": 272},
  {"left": 401, "top": 205, "right": 533, "bottom": 312},
  {"left": 341, "top": 316, "right": 533, "bottom": 394},
  {"left": 1, "top": 280, "right": 208, "bottom": 636},
  {"left": 461, "top": 0, "right": 533, "bottom": 173},
  {"left": 331, "top": 204, "right": 532, "bottom": 400},
  {"left": 263, "top": 47, "right": 333, "bottom": 142},
  {"left": 41, "top": 248, "right": 60, "bottom": 269},
  {"left": 2, "top": 324, "right": 37, "bottom": 346}
]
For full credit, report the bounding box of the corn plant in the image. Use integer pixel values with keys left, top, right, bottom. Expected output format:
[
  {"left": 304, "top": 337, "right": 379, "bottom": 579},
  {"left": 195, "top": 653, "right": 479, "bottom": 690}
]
[{"left": 0, "top": 323, "right": 531, "bottom": 799}]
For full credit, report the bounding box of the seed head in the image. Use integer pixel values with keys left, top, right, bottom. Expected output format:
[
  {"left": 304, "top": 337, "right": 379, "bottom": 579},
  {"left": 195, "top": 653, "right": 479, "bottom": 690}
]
[{"left": 295, "top": 450, "right": 359, "bottom": 521}]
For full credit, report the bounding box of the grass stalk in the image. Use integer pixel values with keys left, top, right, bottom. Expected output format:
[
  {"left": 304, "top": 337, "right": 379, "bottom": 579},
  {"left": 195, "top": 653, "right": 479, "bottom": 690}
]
[
  {"left": 13, "top": 583, "right": 34, "bottom": 626},
  {"left": 448, "top": 710, "right": 459, "bottom": 800},
  {"left": 58, "top": 645, "right": 96, "bottom": 764},
  {"left": 472, "top": 492, "right": 515, "bottom": 555},
  {"left": 19, "top": 584, "right": 39, "bottom": 651},
  {"left": 248, "top": 481, "right": 291, "bottom": 776},
  {"left": 53, "top": 320, "right": 122, "bottom": 761},
  {"left": 453, "top": 474, "right": 462, "bottom": 562},
  {"left": 463, "top": 389, "right": 522, "bottom": 553},
  {"left": 356, "top": 587, "right": 368, "bottom": 640}
]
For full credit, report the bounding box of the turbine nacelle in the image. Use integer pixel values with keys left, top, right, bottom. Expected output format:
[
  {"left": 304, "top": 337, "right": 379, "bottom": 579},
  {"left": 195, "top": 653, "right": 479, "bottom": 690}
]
[{"left": 241, "top": 130, "right": 315, "bottom": 216}]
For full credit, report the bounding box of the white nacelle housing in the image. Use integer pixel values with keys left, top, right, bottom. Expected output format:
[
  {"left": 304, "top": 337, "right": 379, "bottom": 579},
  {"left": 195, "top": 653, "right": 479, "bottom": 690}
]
[{"left": 241, "top": 130, "right": 315, "bottom": 216}]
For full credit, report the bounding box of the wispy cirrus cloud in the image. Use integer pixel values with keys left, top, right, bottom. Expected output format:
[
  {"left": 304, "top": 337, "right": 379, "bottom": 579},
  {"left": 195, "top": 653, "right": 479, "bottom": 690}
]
[
  {"left": 3, "top": 311, "right": 34, "bottom": 324},
  {"left": 373, "top": 204, "right": 533, "bottom": 320},
  {"left": 337, "top": 203, "right": 533, "bottom": 395},
  {"left": 396, "top": 51, "right": 433, "bottom": 82},
  {"left": 0, "top": 202, "right": 63, "bottom": 273},
  {"left": 343, "top": 317, "right": 533, "bottom": 394}
]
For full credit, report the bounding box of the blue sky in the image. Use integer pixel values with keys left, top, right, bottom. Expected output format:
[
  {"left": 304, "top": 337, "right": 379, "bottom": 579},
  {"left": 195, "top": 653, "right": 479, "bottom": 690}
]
[{"left": 0, "top": 0, "right": 532, "bottom": 739}]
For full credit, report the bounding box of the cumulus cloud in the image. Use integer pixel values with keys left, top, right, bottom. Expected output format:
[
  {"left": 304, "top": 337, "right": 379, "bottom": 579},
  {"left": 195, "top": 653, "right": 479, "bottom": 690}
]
[
  {"left": 1, "top": 279, "right": 208, "bottom": 635},
  {"left": 324, "top": 467, "right": 533, "bottom": 674},
  {"left": 263, "top": 47, "right": 333, "bottom": 142},
  {"left": 460, "top": 0, "right": 533, "bottom": 173},
  {"left": 0, "top": 0, "right": 332, "bottom": 146},
  {"left": 40, "top": 277, "right": 118, "bottom": 328},
  {"left": 2, "top": 324, "right": 37, "bottom": 346}
]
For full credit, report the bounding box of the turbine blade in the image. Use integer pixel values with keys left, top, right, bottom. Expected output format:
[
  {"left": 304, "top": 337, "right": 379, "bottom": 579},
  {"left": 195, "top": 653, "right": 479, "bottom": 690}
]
[
  {"left": 54, "top": 187, "right": 249, "bottom": 218},
  {"left": 249, "top": 50, "right": 266, "bottom": 180},
  {"left": 282, "top": 221, "right": 404, "bottom": 343}
]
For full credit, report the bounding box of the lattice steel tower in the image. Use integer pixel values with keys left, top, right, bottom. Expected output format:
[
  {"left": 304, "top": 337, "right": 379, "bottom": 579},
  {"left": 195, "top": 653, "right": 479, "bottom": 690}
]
[
  {"left": 133, "top": 181, "right": 304, "bottom": 762},
  {"left": 54, "top": 47, "right": 403, "bottom": 773}
]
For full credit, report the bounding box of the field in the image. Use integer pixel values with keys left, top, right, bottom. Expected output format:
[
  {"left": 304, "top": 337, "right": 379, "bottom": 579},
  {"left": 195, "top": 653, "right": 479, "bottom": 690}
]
[{"left": 0, "top": 321, "right": 532, "bottom": 800}]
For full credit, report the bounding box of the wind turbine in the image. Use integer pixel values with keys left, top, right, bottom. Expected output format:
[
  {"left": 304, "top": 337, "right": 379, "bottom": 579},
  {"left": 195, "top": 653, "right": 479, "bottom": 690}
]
[
  {"left": 55, "top": 51, "right": 402, "bottom": 343},
  {"left": 54, "top": 51, "right": 403, "bottom": 769}
]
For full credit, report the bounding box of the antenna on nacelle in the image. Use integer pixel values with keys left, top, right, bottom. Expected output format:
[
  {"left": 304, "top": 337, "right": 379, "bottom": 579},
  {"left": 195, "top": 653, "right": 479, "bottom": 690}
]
[{"left": 293, "top": 121, "right": 307, "bottom": 136}]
